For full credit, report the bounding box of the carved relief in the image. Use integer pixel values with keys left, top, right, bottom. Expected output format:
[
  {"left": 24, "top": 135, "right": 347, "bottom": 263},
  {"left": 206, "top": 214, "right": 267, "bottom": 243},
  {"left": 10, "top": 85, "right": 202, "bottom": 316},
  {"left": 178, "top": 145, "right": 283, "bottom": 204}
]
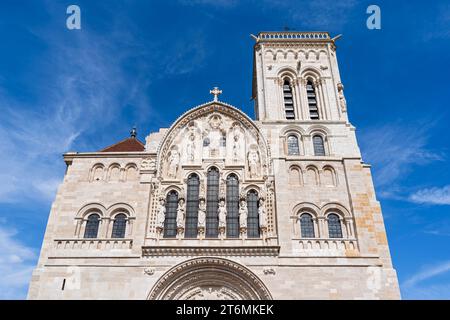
[
  {"left": 141, "top": 158, "right": 156, "bottom": 171},
  {"left": 167, "top": 148, "right": 180, "bottom": 179},
  {"left": 247, "top": 145, "right": 261, "bottom": 179}
]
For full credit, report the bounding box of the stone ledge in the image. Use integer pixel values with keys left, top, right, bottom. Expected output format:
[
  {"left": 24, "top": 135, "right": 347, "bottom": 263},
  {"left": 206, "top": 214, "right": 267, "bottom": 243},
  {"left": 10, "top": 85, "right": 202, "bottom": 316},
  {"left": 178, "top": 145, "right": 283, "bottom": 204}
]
[{"left": 141, "top": 246, "right": 280, "bottom": 257}]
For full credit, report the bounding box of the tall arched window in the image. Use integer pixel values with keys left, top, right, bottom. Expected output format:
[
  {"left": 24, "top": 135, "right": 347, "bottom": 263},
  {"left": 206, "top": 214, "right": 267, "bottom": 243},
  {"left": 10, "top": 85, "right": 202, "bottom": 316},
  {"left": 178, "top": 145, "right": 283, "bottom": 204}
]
[
  {"left": 247, "top": 190, "right": 260, "bottom": 238},
  {"left": 163, "top": 191, "right": 178, "bottom": 238},
  {"left": 111, "top": 214, "right": 127, "bottom": 238},
  {"left": 306, "top": 80, "right": 319, "bottom": 119},
  {"left": 185, "top": 174, "right": 200, "bottom": 238},
  {"left": 84, "top": 214, "right": 100, "bottom": 238},
  {"left": 226, "top": 174, "right": 239, "bottom": 238},
  {"left": 313, "top": 135, "right": 326, "bottom": 156},
  {"left": 283, "top": 79, "right": 295, "bottom": 120},
  {"left": 287, "top": 135, "right": 300, "bottom": 155},
  {"left": 327, "top": 213, "right": 343, "bottom": 238},
  {"left": 300, "top": 213, "right": 315, "bottom": 238},
  {"left": 206, "top": 167, "right": 220, "bottom": 238}
]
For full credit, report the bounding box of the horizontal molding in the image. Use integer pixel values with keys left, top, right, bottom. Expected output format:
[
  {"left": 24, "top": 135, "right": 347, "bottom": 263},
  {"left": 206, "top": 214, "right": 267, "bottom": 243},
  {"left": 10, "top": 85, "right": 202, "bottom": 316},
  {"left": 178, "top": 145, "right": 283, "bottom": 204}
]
[{"left": 142, "top": 246, "right": 280, "bottom": 257}]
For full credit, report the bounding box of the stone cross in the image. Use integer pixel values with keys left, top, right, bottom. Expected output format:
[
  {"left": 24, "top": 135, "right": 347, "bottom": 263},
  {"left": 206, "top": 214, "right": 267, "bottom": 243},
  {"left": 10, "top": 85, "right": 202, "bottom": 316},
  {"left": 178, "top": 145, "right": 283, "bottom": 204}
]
[{"left": 210, "top": 87, "right": 222, "bottom": 102}]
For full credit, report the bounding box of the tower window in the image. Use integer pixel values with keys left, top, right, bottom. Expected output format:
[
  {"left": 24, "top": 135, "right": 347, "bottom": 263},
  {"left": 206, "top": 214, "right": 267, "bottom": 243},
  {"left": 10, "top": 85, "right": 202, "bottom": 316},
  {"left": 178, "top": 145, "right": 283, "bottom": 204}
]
[
  {"left": 111, "top": 214, "right": 127, "bottom": 238},
  {"left": 84, "top": 214, "right": 100, "bottom": 239},
  {"left": 287, "top": 135, "right": 300, "bottom": 155},
  {"left": 247, "top": 190, "right": 260, "bottom": 238},
  {"left": 163, "top": 191, "right": 178, "bottom": 238},
  {"left": 327, "top": 214, "right": 343, "bottom": 238},
  {"left": 226, "top": 174, "right": 239, "bottom": 238},
  {"left": 313, "top": 135, "right": 326, "bottom": 156},
  {"left": 283, "top": 79, "right": 295, "bottom": 120},
  {"left": 306, "top": 80, "right": 319, "bottom": 120},
  {"left": 206, "top": 167, "right": 220, "bottom": 238},
  {"left": 185, "top": 174, "right": 200, "bottom": 238},
  {"left": 300, "top": 213, "right": 315, "bottom": 238}
]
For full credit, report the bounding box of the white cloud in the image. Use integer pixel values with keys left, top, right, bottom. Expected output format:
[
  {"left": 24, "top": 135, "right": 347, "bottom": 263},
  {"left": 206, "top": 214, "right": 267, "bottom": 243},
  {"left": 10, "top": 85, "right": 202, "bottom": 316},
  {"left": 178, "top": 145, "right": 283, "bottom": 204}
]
[
  {"left": 0, "top": 5, "right": 153, "bottom": 204},
  {"left": 0, "top": 226, "right": 37, "bottom": 299},
  {"left": 359, "top": 123, "right": 442, "bottom": 188},
  {"left": 409, "top": 186, "right": 450, "bottom": 205},
  {"left": 402, "top": 261, "right": 450, "bottom": 299}
]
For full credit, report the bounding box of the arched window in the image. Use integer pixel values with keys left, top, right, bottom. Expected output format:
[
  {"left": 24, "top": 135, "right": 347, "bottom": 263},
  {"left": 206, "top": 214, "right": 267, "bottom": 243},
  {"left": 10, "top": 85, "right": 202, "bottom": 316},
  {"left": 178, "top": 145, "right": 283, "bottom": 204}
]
[
  {"left": 300, "top": 213, "right": 315, "bottom": 238},
  {"left": 283, "top": 79, "right": 295, "bottom": 120},
  {"left": 313, "top": 135, "right": 325, "bottom": 156},
  {"left": 185, "top": 174, "right": 200, "bottom": 238},
  {"left": 111, "top": 214, "right": 127, "bottom": 238},
  {"left": 287, "top": 135, "right": 300, "bottom": 155},
  {"left": 306, "top": 80, "right": 319, "bottom": 119},
  {"left": 226, "top": 174, "right": 239, "bottom": 238},
  {"left": 327, "top": 214, "right": 343, "bottom": 238},
  {"left": 247, "top": 190, "right": 260, "bottom": 238},
  {"left": 206, "top": 167, "right": 220, "bottom": 238},
  {"left": 163, "top": 191, "right": 178, "bottom": 238},
  {"left": 84, "top": 214, "right": 100, "bottom": 238}
]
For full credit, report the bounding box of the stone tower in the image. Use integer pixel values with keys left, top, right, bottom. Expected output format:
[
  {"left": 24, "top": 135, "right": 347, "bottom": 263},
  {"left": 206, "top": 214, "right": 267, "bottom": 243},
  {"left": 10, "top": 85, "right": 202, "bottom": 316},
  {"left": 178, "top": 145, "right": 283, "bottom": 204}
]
[{"left": 28, "top": 31, "right": 400, "bottom": 300}]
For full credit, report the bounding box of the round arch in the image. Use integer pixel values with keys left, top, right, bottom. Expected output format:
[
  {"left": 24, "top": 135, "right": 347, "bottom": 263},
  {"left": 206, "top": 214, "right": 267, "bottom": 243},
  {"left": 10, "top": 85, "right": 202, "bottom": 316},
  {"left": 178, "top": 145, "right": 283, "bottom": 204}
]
[{"left": 147, "top": 257, "right": 272, "bottom": 300}]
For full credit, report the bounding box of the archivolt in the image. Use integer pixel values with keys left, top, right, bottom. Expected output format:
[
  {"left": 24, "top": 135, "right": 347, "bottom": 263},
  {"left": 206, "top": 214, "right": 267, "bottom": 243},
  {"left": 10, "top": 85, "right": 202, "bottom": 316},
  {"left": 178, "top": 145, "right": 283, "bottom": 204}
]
[{"left": 147, "top": 257, "right": 272, "bottom": 300}]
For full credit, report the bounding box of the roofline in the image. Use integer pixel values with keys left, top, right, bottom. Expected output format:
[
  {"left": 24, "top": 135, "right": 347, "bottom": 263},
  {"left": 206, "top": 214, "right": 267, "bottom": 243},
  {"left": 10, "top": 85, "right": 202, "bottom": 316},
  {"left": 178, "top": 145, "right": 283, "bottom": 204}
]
[{"left": 99, "top": 137, "right": 145, "bottom": 152}]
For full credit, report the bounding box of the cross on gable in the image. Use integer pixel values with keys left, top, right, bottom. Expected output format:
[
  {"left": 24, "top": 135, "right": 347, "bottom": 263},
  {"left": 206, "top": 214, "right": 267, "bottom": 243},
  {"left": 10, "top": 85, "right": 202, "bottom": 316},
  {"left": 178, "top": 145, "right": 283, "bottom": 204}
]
[{"left": 209, "top": 87, "right": 222, "bottom": 102}]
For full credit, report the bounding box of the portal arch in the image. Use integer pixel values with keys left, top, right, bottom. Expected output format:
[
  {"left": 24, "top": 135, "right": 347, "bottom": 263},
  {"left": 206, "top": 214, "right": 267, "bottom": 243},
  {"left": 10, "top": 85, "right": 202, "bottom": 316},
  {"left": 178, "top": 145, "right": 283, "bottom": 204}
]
[{"left": 147, "top": 257, "right": 272, "bottom": 300}]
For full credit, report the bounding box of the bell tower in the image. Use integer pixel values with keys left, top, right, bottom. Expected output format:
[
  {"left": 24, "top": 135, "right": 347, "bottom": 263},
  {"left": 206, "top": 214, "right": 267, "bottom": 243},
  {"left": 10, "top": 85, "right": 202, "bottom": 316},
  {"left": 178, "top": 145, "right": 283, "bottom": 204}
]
[{"left": 252, "top": 32, "right": 348, "bottom": 123}]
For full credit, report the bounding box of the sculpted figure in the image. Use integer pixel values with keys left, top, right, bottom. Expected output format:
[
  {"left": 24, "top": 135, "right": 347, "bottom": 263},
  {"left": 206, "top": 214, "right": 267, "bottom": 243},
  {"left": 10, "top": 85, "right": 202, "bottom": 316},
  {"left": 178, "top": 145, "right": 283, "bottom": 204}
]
[
  {"left": 156, "top": 198, "right": 166, "bottom": 229},
  {"left": 176, "top": 198, "right": 185, "bottom": 228},
  {"left": 337, "top": 83, "right": 347, "bottom": 112},
  {"left": 167, "top": 149, "right": 180, "bottom": 178},
  {"left": 239, "top": 200, "right": 248, "bottom": 228},
  {"left": 232, "top": 133, "right": 240, "bottom": 161},
  {"left": 218, "top": 199, "right": 227, "bottom": 228},
  {"left": 258, "top": 198, "right": 267, "bottom": 228},
  {"left": 186, "top": 133, "right": 196, "bottom": 162},
  {"left": 198, "top": 198, "right": 206, "bottom": 229},
  {"left": 248, "top": 148, "right": 260, "bottom": 178}
]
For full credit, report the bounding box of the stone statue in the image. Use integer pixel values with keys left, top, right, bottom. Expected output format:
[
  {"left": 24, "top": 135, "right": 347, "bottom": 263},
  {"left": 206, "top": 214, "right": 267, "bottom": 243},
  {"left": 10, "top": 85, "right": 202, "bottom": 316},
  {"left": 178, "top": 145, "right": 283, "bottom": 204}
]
[
  {"left": 337, "top": 83, "right": 347, "bottom": 113},
  {"left": 248, "top": 148, "right": 261, "bottom": 178},
  {"left": 258, "top": 198, "right": 267, "bottom": 229},
  {"left": 218, "top": 199, "right": 227, "bottom": 228},
  {"left": 186, "top": 133, "right": 196, "bottom": 162},
  {"left": 206, "top": 115, "right": 223, "bottom": 157},
  {"left": 239, "top": 200, "right": 248, "bottom": 228},
  {"left": 198, "top": 198, "right": 206, "bottom": 229},
  {"left": 156, "top": 198, "right": 166, "bottom": 229},
  {"left": 167, "top": 149, "right": 180, "bottom": 178},
  {"left": 232, "top": 133, "right": 240, "bottom": 161},
  {"left": 176, "top": 198, "right": 185, "bottom": 228}
]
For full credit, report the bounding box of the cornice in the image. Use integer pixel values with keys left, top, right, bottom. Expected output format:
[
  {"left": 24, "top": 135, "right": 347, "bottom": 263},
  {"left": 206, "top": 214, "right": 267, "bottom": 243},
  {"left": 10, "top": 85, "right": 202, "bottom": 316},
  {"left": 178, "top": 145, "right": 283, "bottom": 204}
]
[{"left": 142, "top": 246, "right": 280, "bottom": 257}]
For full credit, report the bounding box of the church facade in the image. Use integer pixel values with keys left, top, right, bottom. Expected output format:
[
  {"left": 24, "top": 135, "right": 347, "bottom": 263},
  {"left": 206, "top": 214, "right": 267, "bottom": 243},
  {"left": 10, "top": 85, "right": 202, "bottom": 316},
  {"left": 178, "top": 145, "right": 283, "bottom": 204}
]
[{"left": 28, "top": 31, "right": 400, "bottom": 300}]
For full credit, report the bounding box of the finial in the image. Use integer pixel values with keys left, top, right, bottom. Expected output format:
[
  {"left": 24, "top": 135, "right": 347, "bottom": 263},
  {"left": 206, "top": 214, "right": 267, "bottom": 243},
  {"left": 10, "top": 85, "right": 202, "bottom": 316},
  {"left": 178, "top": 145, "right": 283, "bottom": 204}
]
[
  {"left": 130, "top": 126, "right": 137, "bottom": 138},
  {"left": 209, "top": 87, "right": 222, "bottom": 102}
]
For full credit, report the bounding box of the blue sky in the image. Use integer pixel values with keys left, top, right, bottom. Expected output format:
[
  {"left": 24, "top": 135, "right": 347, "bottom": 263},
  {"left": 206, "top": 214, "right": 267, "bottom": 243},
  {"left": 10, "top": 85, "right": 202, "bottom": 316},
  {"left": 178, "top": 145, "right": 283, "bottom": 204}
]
[{"left": 0, "top": 0, "right": 449, "bottom": 299}]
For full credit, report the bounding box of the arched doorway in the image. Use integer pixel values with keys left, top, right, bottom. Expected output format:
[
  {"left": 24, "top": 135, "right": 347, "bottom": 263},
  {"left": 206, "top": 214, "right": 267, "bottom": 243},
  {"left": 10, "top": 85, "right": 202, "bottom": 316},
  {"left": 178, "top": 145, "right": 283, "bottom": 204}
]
[{"left": 147, "top": 257, "right": 272, "bottom": 300}]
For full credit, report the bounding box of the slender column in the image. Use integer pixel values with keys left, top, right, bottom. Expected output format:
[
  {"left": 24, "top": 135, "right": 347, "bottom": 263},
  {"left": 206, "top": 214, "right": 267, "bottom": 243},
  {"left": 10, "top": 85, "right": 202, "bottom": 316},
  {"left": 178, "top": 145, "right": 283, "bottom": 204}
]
[
  {"left": 299, "top": 78, "right": 308, "bottom": 120},
  {"left": 314, "top": 80, "right": 325, "bottom": 120},
  {"left": 319, "top": 79, "right": 330, "bottom": 120},
  {"left": 317, "top": 217, "right": 325, "bottom": 237}
]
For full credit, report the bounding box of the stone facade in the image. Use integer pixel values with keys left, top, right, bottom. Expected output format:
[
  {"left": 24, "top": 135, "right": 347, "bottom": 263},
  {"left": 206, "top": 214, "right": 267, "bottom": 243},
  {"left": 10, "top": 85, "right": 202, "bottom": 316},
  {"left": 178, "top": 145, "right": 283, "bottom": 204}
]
[{"left": 28, "top": 31, "right": 400, "bottom": 300}]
